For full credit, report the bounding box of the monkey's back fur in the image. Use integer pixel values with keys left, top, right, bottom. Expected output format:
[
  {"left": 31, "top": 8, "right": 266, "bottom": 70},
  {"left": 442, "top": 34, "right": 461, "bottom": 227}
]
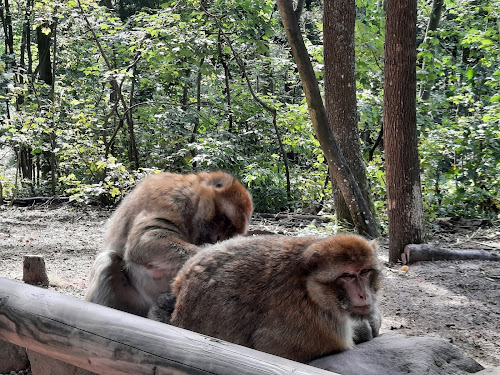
[
  {"left": 85, "top": 171, "right": 253, "bottom": 317},
  {"left": 150, "top": 234, "right": 381, "bottom": 362}
]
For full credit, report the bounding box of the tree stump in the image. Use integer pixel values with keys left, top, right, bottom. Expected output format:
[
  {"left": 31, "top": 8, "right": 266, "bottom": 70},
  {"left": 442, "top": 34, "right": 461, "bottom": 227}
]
[{"left": 23, "top": 255, "right": 50, "bottom": 287}]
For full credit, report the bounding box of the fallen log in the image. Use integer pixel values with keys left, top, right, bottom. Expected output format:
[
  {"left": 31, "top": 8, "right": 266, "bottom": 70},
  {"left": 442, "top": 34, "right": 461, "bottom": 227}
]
[
  {"left": 255, "top": 213, "right": 333, "bottom": 222},
  {"left": 402, "top": 244, "right": 500, "bottom": 264},
  {"left": 7, "top": 196, "right": 70, "bottom": 206},
  {"left": 0, "top": 277, "right": 336, "bottom": 375}
]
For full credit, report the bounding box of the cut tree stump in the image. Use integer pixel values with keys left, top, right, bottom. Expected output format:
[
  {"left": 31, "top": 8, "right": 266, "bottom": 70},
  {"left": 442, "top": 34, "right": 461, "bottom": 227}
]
[
  {"left": 23, "top": 255, "right": 50, "bottom": 287},
  {"left": 402, "top": 244, "right": 500, "bottom": 264}
]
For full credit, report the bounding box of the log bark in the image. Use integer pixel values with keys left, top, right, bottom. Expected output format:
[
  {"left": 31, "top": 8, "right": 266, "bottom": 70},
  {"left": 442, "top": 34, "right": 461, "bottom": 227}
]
[
  {"left": 23, "top": 255, "right": 49, "bottom": 287},
  {"left": 0, "top": 278, "right": 337, "bottom": 375},
  {"left": 402, "top": 244, "right": 500, "bottom": 264}
]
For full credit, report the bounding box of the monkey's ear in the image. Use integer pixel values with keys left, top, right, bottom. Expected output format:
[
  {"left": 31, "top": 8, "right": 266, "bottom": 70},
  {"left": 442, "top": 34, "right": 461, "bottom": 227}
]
[
  {"left": 302, "top": 244, "right": 320, "bottom": 272},
  {"left": 369, "top": 240, "right": 379, "bottom": 253},
  {"left": 201, "top": 171, "right": 233, "bottom": 189}
]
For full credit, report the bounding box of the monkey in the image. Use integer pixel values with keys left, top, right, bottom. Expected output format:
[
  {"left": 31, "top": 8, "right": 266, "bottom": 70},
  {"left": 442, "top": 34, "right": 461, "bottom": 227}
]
[
  {"left": 85, "top": 171, "right": 253, "bottom": 317},
  {"left": 148, "top": 234, "right": 382, "bottom": 362}
]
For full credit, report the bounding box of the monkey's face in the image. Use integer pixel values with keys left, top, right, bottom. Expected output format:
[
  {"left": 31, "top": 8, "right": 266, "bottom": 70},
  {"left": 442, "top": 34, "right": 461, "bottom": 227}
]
[
  {"left": 303, "top": 235, "right": 381, "bottom": 318},
  {"left": 195, "top": 214, "right": 238, "bottom": 245},
  {"left": 332, "top": 265, "right": 376, "bottom": 317},
  {"left": 306, "top": 264, "right": 377, "bottom": 317}
]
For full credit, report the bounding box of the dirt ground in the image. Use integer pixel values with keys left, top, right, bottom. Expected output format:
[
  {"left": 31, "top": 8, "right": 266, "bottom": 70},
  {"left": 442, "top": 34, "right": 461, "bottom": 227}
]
[{"left": 1, "top": 205, "right": 499, "bottom": 368}]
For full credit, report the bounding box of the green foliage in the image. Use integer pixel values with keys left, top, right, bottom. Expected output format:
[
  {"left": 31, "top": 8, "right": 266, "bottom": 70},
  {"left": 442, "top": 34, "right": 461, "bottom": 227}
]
[
  {"left": 417, "top": 0, "right": 500, "bottom": 218},
  {"left": 1, "top": 0, "right": 499, "bottom": 221}
]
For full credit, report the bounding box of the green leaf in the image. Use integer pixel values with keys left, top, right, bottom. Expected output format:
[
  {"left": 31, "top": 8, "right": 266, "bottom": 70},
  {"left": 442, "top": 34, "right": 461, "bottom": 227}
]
[{"left": 490, "top": 94, "right": 500, "bottom": 103}]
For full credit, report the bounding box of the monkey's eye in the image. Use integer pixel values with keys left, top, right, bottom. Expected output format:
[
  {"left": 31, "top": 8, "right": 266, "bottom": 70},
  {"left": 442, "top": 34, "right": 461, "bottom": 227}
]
[
  {"left": 339, "top": 272, "right": 354, "bottom": 279},
  {"left": 360, "top": 268, "right": 372, "bottom": 276}
]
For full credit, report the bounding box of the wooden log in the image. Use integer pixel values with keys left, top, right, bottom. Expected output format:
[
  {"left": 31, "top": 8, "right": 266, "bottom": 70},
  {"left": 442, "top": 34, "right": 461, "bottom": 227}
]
[
  {"left": 23, "top": 255, "right": 50, "bottom": 287},
  {"left": 0, "top": 278, "right": 337, "bottom": 375},
  {"left": 402, "top": 244, "right": 500, "bottom": 264},
  {"left": 254, "top": 213, "right": 333, "bottom": 222}
]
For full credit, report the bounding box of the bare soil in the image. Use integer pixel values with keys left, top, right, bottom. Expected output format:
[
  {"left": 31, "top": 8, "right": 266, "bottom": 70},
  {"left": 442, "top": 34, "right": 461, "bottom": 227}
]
[{"left": 1, "top": 205, "right": 499, "bottom": 368}]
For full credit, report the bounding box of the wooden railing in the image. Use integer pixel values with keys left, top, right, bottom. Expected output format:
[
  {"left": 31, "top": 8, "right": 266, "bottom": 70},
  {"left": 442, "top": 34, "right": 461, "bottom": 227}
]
[{"left": 0, "top": 277, "right": 337, "bottom": 375}]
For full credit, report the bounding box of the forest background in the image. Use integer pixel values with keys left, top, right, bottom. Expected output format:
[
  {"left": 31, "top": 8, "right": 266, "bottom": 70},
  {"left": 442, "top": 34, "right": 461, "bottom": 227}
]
[{"left": 1, "top": 0, "right": 499, "bottom": 230}]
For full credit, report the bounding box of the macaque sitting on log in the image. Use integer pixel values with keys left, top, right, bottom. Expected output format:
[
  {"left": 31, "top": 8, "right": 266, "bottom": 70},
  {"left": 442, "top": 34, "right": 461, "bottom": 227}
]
[
  {"left": 85, "top": 171, "right": 253, "bottom": 317},
  {"left": 149, "top": 234, "right": 382, "bottom": 362}
]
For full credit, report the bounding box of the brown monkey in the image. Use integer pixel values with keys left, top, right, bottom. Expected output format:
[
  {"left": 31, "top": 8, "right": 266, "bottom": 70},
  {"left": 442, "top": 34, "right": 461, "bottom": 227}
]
[
  {"left": 149, "top": 234, "right": 382, "bottom": 362},
  {"left": 85, "top": 171, "right": 253, "bottom": 317}
]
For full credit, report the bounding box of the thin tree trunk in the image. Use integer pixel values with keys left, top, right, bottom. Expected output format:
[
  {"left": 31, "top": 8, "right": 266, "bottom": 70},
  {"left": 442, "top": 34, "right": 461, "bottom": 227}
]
[
  {"left": 190, "top": 58, "right": 205, "bottom": 168},
  {"left": 218, "top": 31, "right": 233, "bottom": 133},
  {"left": 18, "top": 1, "right": 29, "bottom": 106},
  {"left": 276, "top": 0, "right": 378, "bottom": 238},
  {"left": 26, "top": 0, "right": 33, "bottom": 77},
  {"left": 36, "top": 22, "right": 52, "bottom": 85},
  {"left": 77, "top": 0, "right": 140, "bottom": 170},
  {"left": 190, "top": 57, "right": 205, "bottom": 145},
  {"left": 419, "top": 0, "right": 444, "bottom": 100},
  {"left": 126, "top": 65, "right": 139, "bottom": 170},
  {"left": 384, "top": 0, "right": 425, "bottom": 262},
  {"left": 1, "top": 0, "right": 14, "bottom": 118},
  {"left": 49, "top": 9, "right": 58, "bottom": 195},
  {"left": 324, "top": 0, "right": 378, "bottom": 226},
  {"left": 1, "top": 0, "right": 14, "bottom": 56},
  {"left": 208, "top": 9, "right": 292, "bottom": 204}
]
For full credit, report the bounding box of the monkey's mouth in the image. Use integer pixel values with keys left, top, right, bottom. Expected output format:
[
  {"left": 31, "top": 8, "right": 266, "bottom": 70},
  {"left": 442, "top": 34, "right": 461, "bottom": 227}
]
[{"left": 350, "top": 305, "right": 371, "bottom": 315}]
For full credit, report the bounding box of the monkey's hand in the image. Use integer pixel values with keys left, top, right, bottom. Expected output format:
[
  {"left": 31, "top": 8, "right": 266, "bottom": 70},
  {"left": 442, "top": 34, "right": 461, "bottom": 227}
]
[
  {"left": 148, "top": 292, "right": 177, "bottom": 323},
  {"left": 352, "top": 306, "right": 381, "bottom": 344}
]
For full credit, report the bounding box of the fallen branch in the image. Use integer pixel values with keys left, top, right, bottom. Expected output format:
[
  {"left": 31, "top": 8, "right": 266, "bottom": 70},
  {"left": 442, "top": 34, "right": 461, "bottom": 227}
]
[
  {"left": 402, "top": 244, "right": 500, "bottom": 264},
  {"left": 7, "top": 196, "right": 70, "bottom": 206},
  {"left": 255, "top": 213, "right": 333, "bottom": 222}
]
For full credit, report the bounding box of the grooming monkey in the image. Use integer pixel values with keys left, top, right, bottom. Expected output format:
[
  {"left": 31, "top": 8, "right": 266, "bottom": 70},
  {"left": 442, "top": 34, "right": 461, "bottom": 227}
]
[
  {"left": 149, "top": 234, "right": 382, "bottom": 362},
  {"left": 85, "top": 171, "right": 253, "bottom": 317}
]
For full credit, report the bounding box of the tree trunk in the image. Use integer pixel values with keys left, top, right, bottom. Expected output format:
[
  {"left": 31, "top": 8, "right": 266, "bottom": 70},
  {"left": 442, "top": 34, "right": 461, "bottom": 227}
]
[
  {"left": 218, "top": 31, "right": 233, "bottom": 133},
  {"left": 190, "top": 57, "right": 205, "bottom": 145},
  {"left": 323, "top": 0, "right": 377, "bottom": 226},
  {"left": 276, "top": 0, "right": 378, "bottom": 238},
  {"left": 127, "top": 65, "right": 139, "bottom": 170},
  {"left": 48, "top": 132, "right": 57, "bottom": 195},
  {"left": 1, "top": 0, "right": 15, "bottom": 56},
  {"left": 36, "top": 22, "right": 52, "bottom": 85},
  {"left": 1, "top": 0, "right": 15, "bottom": 118},
  {"left": 208, "top": 11, "right": 292, "bottom": 205},
  {"left": 384, "top": 0, "right": 425, "bottom": 263},
  {"left": 49, "top": 13, "right": 58, "bottom": 195}
]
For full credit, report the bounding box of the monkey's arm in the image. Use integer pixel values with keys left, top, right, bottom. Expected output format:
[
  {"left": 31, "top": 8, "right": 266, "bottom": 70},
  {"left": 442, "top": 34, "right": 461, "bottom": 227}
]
[{"left": 124, "top": 214, "right": 198, "bottom": 270}]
